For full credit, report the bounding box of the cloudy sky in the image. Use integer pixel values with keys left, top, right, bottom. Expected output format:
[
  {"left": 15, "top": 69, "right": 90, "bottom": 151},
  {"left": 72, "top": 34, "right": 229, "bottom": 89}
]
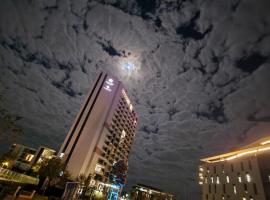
[{"left": 0, "top": 0, "right": 270, "bottom": 198}]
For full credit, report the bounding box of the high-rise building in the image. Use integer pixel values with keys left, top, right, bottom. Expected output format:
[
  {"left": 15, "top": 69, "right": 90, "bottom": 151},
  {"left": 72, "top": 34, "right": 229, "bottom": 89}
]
[
  {"left": 58, "top": 72, "right": 138, "bottom": 187},
  {"left": 199, "top": 137, "right": 270, "bottom": 200}
]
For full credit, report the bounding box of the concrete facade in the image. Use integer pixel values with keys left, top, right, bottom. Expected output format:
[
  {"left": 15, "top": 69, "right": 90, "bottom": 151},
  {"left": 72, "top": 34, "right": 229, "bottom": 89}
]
[
  {"left": 199, "top": 137, "right": 270, "bottom": 200},
  {"left": 58, "top": 72, "right": 138, "bottom": 186}
]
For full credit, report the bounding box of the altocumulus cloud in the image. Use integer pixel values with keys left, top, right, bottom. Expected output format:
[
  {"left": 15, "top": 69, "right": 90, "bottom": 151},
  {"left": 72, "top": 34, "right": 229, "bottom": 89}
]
[{"left": 0, "top": 0, "right": 270, "bottom": 199}]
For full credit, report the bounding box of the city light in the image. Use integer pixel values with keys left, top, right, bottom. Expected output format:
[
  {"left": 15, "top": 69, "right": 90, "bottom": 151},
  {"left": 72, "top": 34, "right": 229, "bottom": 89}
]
[
  {"left": 261, "top": 140, "right": 270, "bottom": 145},
  {"left": 246, "top": 173, "right": 251, "bottom": 182},
  {"left": 201, "top": 139, "right": 270, "bottom": 163},
  {"left": 1, "top": 161, "right": 9, "bottom": 168}
]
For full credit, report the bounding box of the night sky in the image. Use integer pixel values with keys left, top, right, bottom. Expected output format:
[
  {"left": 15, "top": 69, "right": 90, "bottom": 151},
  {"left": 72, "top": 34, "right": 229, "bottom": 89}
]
[{"left": 0, "top": 0, "right": 270, "bottom": 199}]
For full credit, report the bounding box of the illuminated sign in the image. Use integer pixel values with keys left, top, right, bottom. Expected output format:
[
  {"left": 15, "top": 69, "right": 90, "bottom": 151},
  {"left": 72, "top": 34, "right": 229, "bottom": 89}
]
[{"left": 104, "top": 78, "right": 114, "bottom": 92}]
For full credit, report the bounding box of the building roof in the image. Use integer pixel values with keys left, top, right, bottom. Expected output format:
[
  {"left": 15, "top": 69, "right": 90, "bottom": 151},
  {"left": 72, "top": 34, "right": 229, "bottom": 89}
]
[
  {"left": 133, "top": 183, "right": 174, "bottom": 197},
  {"left": 201, "top": 136, "right": 270, "bottom": 163},
  {"left": 135, "top": 183, "right": 163, "bottom": 192}
]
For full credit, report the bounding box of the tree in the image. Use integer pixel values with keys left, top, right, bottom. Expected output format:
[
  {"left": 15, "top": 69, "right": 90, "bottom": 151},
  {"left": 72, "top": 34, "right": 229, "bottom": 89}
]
[
  {"left": 38, "top": 157, "right": 65, "bottom": 180},
  {"left": 38, "top": 157, "right": 66, "bottom": 193},
  {"left": 76, "top": 173, "right": 92, "bottom": 199},
  {"left": 109, "top": 160, "right": 128, "bottom": 186}
]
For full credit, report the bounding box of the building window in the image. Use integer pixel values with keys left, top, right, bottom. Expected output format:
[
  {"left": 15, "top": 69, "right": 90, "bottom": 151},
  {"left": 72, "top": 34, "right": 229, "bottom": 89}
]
[
  {"left": 199, "top": 166, "right": 204, "bottom": 172},
  {"left": 216, "top": 176, "right": 220, "bottom": 184},
  {"left": 226, "top": 176, "right": 230, "bottom": 183},
  {"left": 268, "top": 175, "right": 270, "bottom": 182},
  {"left": 223, "top": 184, "right": 226, "bottom": 193},
  {"left": 205, "top": 177, "right": 208, "bottom": 184},
  {"left": 209, "top": 185, "right": 211, "bottom": 193},
  {"left": 244, "top": 184, "right": 248, "bottom": 193},
  {"left": 233, "top": 185, "right": 237, "bottom": 194},
  {"left": 248, "top": 160, "right": 252, "bottom": 170},
  {"left": 211, "top": 176, "right": 214, "bottom": 184},
  {"left": 253, "top": 183, "right": 257, "bottom": 195},
  {"left": 95, "top": 164, "right": 103, "bottom": 173},
  {"left": 243, "top": 198, "right": 246, "bottom": 200},
  {"left": 222, "top": 165, "right": 225, "bottom": 173},
  {"left": 241, "top": 162, "right": 244, "bottom": 171},
  {"left": 246, "top": 173, "right": 251, "bottom": 182},
  {"left": 25, "top": 154, "right": 34, "bottom": 162},
  {"left": 238, "top": 174, "right": 242, "bottom": 183}
]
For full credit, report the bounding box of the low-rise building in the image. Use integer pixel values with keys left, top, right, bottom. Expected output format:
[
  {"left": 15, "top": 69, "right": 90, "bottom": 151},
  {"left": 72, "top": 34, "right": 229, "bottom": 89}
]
[
  {"left": 1, "top": 143, "right": 55, "bottom": 172},
  {"left": 199, "top": 136, "right": 270, "bottom": 200},
  {"left": 130, "top": 183, "right": 175, "bottom": 200}
]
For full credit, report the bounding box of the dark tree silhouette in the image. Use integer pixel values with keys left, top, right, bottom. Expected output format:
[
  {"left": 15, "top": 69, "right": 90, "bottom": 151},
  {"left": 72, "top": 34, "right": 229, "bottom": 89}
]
[{"left": 109, "top": 160, "right": 128, "bottom": 186}]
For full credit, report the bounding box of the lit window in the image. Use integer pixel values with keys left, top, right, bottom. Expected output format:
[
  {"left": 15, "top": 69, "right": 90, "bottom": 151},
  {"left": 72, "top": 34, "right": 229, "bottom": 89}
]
[
  {"left": 95, "top": 164, "right": 103, "bottom": 173},
  {"left": 25, "top": 154, "right": 34, "bottom": 162},
  {"left": 234, "top": 185, "right": 237, "bottom": 194},
  {"left": 226, "top": 176, "right": 230, "bottom": 183},
  {"left": 59, "top": 152, "right": 65, "bottom": 159},
  {"left": 199, "top": 167, "right": 204, "bottom": 172},
  {"left": 246, "top": 173, "right": 251, "bottom": 182},
  {"left": 121, "top": 130, "right": 126, "bottom": 140},
  {"left": 211, "top": 176, "right": 214, "bottom": 183},
  {"left": 243, "top": 198, "right": 246, "bottom": 200},
  {"left": 199, "top": 181, "right": 203, "bottom": 185},
  {"left": 238, "top": 176, "right": 242, "bottom": 183},
  {"left": 268, "top": 175, "right": 270, "bottom": 182},
  {"left": 205, "top": 177, "right": 208, "bottom": 184},
  {"left": 217, "top": 176, "right": 220, "bottom": 184}
]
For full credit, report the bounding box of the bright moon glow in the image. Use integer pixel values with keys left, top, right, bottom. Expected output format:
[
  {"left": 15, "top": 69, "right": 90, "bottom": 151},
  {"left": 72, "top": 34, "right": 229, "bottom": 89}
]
[{"left": 122, "top": 61, "right": 135, "bottom": 73}]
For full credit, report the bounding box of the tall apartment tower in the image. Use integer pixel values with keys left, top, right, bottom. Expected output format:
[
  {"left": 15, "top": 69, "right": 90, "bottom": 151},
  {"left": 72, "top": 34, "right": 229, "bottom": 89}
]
[
  {"left": 199, "top": 137, "right": 270, "bottom": 200},
  {"left": 59, "top": 72, "right": 138, "bottom": 185}
]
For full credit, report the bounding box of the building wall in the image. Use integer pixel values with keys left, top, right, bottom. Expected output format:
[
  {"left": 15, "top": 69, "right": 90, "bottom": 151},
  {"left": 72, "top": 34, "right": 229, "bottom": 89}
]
[
  {"left": 200, "top": 155, "right": 266, "bottom": 200},
  {"left": 59, "top": 72, "right": 138, "bottom": 183},
  {"left": 257, "top": 152, "right": 270, "bottom": 200},
  {"left": 6, "top": 144, "right": 55, "bottom": 172}
]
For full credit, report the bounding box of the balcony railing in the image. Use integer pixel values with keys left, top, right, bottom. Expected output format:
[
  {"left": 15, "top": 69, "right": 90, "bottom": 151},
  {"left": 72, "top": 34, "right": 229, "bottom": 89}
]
[{"left": 0, "top": 167, "right": 39, "bottom": 185}]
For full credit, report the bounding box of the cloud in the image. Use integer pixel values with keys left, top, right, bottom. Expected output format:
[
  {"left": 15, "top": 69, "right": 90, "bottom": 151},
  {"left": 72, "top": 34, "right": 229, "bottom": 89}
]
[{"left": 0, "top": 0, "right": 270, "bottom": 199}]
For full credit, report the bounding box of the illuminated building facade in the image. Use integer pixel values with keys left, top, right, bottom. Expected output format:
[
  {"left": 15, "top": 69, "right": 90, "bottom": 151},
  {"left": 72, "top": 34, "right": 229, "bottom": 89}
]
[
  {"left": 199, "top": 137, "right": 270, "bottom": 200},
  {"left": 2, "top": 144, "right": 55, "bottom": 171},
  {"left": 130, "top": 183, "right": 175, "bottom": 200},
  {"left": 58, "top": 72, "right": 138, "bottom": 188}
]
